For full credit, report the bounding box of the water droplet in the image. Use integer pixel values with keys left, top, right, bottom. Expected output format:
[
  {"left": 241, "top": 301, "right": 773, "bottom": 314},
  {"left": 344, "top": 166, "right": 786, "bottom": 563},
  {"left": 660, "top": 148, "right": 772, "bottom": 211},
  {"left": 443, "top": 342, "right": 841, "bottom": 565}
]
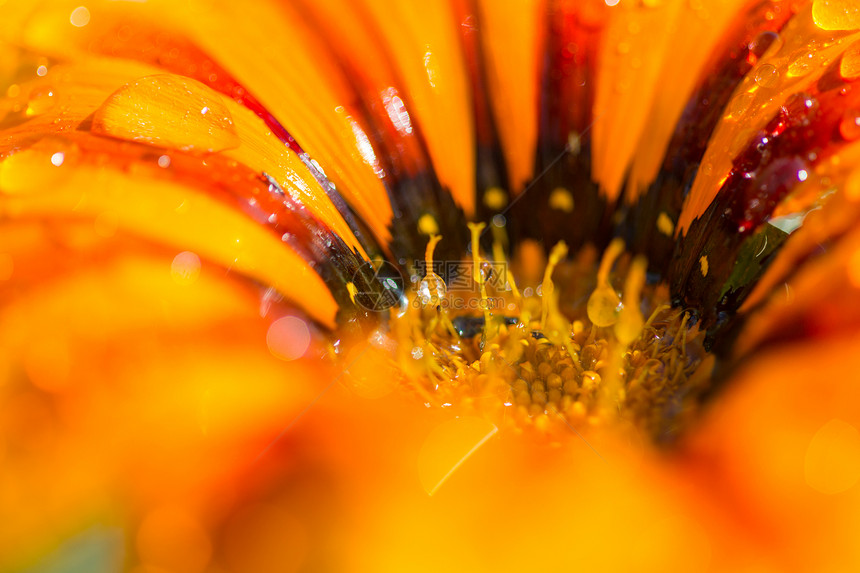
[
  {"left": 754, "top": 63, "right": 780, "bottom": 88},
  {"left": 841, "top": 41, "right": 860, "bottom": 79},
  {"left": 812, "top": 0, "right": 860, "bottom": 32},
  {"left": 157, "top": 155, "right": 171, "bottom": 168},
  {"left": 91, "top": 75, "right": 240, "bottom": 153},
  {"left": 787, "top": 50, "right": 816, "bottom": 77},
  {"left": 840, "top": 109, "right": 860, "bottom": 140},
  {"left": 69, "top": 6, "right": 90, "bottom": 27},
  {"left": 36, "top": 65, "right": 48, "bottom": 77},
  {"left": 25, "top": 87, "right": 55, "bottom": 117},
  {"left": 417, "top": 273, "right": 446, "bottom": 307},
  {"left": 50, "top": 152, "right": 64, "bottom": 166},
  {"left": 266, "top": 316, "right": 311, "bottom": 361},
  {"left": 750, "top": 31, "right": 782, "bottom": 59},
  {"left": 728, "top": 92, "right": 755, "bottom": 119}
]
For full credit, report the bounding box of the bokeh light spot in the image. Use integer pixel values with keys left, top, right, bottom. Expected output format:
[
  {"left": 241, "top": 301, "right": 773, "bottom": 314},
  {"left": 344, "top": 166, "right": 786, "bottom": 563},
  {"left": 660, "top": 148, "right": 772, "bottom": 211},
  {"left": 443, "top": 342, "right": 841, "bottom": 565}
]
[
  {"left": 69, "top": 6, "right": 91, "bottom": 27},
  {"left": 266, "top": 316, "right": 310, "bottom": 361},
  {"left": 170, "top": 251, "right": 201, "bottom": 285}
]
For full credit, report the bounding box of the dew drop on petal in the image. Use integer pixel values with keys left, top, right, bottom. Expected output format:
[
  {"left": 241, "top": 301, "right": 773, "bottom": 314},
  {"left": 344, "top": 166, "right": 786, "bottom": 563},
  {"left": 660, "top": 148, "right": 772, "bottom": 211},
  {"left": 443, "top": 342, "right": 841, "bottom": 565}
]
[
  {"left": 787, "top": 50, "right": 816, "bottom": 77},
  {"left": 417, "top": 273, "right": 446, "bottom": 307},
  {"left": 170, "top": 251, "right": 201, "bottom": 285},
  {"left": 804, "top": 419, "right": 860, "bottom": 494},
  {"left": 91, "top": 75, "right": 240, "bottom": 153},
  {"left": 750, "top": 31, "right": 782, "bottom": 59},
  {"left": 157, "top": 154, "right": 171, "bottom": 168},
  {"left": 754, "top": 63, "right": 780, "bottom": 88},
  {"left": 266, "top": 316, "right": 311, "bottom": 361},
  {"left": 812, "top": 0, "right": 860, "bottom": 31},
  {"left": 728, "top": 92, "right": 755, "bottom": 120},
  {"left": 840, "top": 41, "right": 860, "bottom": 79}
]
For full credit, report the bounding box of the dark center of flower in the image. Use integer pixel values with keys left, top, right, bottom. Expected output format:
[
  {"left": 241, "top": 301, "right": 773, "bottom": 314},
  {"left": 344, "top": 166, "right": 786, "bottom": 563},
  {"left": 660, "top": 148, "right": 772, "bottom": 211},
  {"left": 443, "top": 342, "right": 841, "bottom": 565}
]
[{"left": 384, "top": 221, "right": 712, "bottom": 443}]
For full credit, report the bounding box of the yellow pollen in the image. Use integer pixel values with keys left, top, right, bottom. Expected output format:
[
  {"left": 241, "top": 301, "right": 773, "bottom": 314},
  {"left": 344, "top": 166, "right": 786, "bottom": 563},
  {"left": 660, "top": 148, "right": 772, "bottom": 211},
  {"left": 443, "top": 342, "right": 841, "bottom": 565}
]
[
  {"left": 483, "top": 186, "right": 508, "bottom": 210},
  {"left": 656, "top": 211, "right": 675, "bottom": 236},
  {"left": 549, "top": 187, "right": 575, "bottom": 213},
  {"left": 699, "top": 255, "right": 709, "bottom": 277},
  {"left": 373, "top": 229, "right": 712, "bottom": 443},
  {"left": 418, "top": 213, "right": 440, "bottom": 236}
]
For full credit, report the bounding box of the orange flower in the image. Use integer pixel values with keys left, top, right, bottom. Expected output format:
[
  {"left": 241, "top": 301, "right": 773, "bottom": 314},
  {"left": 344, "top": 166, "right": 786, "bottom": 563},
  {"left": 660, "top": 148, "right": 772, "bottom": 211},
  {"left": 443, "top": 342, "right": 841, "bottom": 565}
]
[{"left": 2, "top": 1, "right": 860, "bottom": 572}]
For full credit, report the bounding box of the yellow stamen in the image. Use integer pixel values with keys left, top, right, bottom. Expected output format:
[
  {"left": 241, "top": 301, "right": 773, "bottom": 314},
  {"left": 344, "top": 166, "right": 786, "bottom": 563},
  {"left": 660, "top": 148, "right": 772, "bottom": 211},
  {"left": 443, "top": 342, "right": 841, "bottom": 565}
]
[{"left": 587, "top": 238, "right": 625, "bottom": 327}]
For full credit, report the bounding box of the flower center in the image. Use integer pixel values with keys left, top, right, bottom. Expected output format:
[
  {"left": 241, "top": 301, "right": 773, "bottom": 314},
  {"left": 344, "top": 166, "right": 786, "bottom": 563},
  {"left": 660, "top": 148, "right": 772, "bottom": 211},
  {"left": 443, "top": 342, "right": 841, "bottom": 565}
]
[{"left": 385, "top": 223, "right": 714, "bottom": 443}]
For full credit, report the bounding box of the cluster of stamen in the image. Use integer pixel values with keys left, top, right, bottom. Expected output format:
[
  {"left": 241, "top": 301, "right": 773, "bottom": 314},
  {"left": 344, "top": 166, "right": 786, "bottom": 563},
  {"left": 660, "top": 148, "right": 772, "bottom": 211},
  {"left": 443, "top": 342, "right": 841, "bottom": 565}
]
[{"left": 388, "top": 225, "right": 714, "bottom": 442}]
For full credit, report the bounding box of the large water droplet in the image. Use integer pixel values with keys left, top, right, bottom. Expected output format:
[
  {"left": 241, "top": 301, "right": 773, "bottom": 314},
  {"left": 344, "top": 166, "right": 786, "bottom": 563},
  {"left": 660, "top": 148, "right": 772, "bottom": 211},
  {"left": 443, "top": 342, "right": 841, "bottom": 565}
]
[
  {"left": 812, "top": 0, "right": 860, "bottom": 31},
  {"left": 728, "top": 92, "right": 755, "bottom": 120},
  {"left": 417, "top": 272, "right": 447, "bottom": 307},
  {"left": 91, "top": 75, "right": 240, "bottom": 153},
  {"left": 840, "top": 41, "right": 860, "bottom": 80},
  {"left": 750, "top": 31, "right": 782, "bottom": 59},
  {"left": 754, "top": 63, "right": 780, "bottom": 88}
]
